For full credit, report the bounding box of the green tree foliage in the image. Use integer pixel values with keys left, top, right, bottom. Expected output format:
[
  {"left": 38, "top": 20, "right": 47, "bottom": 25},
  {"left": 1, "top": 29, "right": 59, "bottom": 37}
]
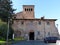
[
  {"left": 0, "top": 0, "right": 15, "bottom": 40},
  {"left": 0, "top": 20, "right": 14, "bottom": 40},
  {"left": 9, "top": 26, "right": 14, "bottom": 40},
  {"left": 0, "top": 0, "right": 15, "bottom": 22},
  {"left": 0, "top": 0, "right": 14, "bottom": 40},
  {"left": 0, "top": 23, "right": 7, "bottom": 40}
]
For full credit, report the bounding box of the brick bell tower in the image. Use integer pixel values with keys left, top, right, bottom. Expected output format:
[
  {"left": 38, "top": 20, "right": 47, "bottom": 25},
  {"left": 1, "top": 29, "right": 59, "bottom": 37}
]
[{"left": 23, "top": 5, "right": 35, "bottom": 19}]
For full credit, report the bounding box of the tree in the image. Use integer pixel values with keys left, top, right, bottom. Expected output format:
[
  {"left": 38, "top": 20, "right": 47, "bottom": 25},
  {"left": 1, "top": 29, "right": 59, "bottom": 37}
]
[
  {"left": 0, "top": 0, "right": 15, "bottom": 40},
  {"left": 0, "top": 0, "right": 15, "bottom": 22},
  {"left": 0, "top": 0, "right": 14, "bottom": 40}
]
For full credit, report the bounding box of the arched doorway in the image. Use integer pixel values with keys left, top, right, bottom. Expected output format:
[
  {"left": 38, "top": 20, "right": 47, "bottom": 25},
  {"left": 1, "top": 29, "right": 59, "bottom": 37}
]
[{"left": 29, "top": 31, "right": 34, "bottom": 40}]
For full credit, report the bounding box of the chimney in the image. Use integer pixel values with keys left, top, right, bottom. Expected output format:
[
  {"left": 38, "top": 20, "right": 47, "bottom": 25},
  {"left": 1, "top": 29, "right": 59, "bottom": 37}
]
[{"left": 41, "top": 16, "right": 44, "bottom": 19}]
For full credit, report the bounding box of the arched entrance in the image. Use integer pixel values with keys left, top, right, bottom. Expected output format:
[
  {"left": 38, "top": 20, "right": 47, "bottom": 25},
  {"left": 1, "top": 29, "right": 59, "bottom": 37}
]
[{"left": 29, "top": 30, "right": 34, "bottom": 40}]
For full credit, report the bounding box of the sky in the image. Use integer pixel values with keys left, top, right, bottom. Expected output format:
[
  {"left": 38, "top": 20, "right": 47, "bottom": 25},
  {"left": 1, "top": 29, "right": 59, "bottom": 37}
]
[{"left": 12, "top": 0, "right": 60, "bottom": 34}]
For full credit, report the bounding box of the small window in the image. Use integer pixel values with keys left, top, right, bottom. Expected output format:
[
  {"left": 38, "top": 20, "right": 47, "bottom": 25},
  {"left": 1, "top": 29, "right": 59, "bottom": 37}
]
[
  {"left": 27, "top": 9, "right": 28, "bottom": 11},
  {"left": 25, "top": 8, "right": 26, "bottom": 11},
  {"left": 31, "top": 8, "right": 32, "bottom": 11},
  {"left": 47, "top": 22, "right": 50, "bottom": 25},
  {"left": 48, "top": 32, "right": 50, "bottom": 35},
  {"left": 39, "top": 21, "right": 41, "bottom": 25},
  {"left": 37, "top": 31, "right": 40, "bottom": 35}
]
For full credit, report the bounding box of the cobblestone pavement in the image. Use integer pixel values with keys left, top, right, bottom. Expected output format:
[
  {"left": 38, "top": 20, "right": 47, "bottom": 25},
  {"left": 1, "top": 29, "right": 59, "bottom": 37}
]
[{"left": 11, "top": 40, "right": 58, "bottom": 45}]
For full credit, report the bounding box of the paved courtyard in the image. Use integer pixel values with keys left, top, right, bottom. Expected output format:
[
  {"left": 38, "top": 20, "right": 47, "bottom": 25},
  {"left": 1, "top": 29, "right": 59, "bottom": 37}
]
[{"left": 11, "top": 40, "right": 59, "bottom": 45}]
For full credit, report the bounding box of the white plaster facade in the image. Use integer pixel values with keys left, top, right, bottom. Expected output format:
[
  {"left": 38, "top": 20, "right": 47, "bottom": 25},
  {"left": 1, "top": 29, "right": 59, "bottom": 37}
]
[{"left": 12, "top": 5, "right": 59, "bottom": 40}]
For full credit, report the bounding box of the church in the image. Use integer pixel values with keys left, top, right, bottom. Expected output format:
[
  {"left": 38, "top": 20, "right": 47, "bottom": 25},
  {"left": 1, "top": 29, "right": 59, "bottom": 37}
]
[{"left": 12, "top": 5, "right": 59, "bottom": 40}]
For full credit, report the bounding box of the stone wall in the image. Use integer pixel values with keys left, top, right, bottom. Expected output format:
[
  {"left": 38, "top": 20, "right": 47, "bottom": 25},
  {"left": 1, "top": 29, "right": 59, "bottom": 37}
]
[{"left": 12, "top": 19, "right": 59, "bottom": 40}]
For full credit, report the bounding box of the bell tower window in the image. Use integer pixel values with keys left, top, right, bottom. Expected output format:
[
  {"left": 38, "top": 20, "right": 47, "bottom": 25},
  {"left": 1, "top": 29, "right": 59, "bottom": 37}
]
[
  {"left": 31, "top": 8, "right": 32, "bottom": 11},
  {"left": 25, "top": 8, "right": 33, "bottom": 11},
  {"left": 27, "top": 9, "right": 28, "bottom": 11},
  {"left": 25, "top": 8, "right": 26, "bottom": 11}
]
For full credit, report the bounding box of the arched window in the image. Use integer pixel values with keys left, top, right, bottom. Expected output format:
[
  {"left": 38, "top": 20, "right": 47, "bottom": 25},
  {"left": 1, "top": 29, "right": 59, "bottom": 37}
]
[
  {"left": 27, "top": 9, "right": 28, "bottom": 11},
  {"left": 25, "top": 8, "right": 26, "bottom": 11},
  {"left": 39, "top": 21, "right": 41, "bottom": 25},
  {"left": 37, "top": 31, "right": 40, "bottom": 35},
  {"left": 47, "top": 22, "right": 50, "bottom": 25},
  {"left": 31, "top": 8, "right": 32, "bottom": 11}
]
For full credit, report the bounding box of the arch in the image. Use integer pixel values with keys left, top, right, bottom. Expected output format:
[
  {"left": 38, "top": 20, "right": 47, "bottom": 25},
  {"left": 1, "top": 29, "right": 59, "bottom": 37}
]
[
  {"left": 25, "top": 8, "right": 26, "bottom": 11},
  {"left": 27, "top": 9, "right": 28, "bottom": 11},
  {"left": 31, "top": 8, "right": 33, "bottom": 11}
]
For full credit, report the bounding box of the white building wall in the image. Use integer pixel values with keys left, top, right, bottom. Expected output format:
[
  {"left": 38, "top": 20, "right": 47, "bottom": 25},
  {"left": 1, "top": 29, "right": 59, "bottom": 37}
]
[
  {"left": 12, "top": 19, "right": 59, "bottom": 40},
  {"left": 12, "top": 5, "right": 59, "bottom": 40}
]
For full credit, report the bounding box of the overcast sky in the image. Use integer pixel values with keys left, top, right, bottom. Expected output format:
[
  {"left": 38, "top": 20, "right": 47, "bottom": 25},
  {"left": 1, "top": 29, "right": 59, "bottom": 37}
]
[{"left": 12, "top": 0, "right": 60, "bottom": 34}]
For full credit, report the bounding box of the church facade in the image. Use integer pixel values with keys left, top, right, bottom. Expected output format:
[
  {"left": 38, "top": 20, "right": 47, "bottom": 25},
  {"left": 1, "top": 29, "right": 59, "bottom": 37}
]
[{"left": 12, "top": 5, "right": 59, "bottom": 40}]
